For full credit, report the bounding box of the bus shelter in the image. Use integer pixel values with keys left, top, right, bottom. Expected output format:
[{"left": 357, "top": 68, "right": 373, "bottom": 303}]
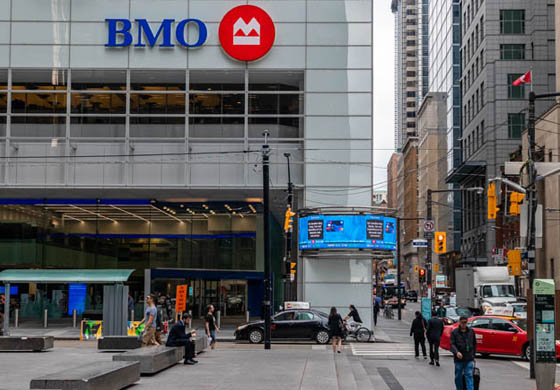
[{"left": 0, "top": 269, "right": 134, "bottom": 336}]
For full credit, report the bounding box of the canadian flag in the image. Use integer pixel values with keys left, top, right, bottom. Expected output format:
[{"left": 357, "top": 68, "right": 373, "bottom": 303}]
[{"left": 512, "top": 71, "right": 532, "bottom": 86}]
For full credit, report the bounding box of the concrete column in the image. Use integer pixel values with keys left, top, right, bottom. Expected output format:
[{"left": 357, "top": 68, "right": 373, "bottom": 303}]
[{"left": 3, "top": 283, "right": 10, "bottom": 336}]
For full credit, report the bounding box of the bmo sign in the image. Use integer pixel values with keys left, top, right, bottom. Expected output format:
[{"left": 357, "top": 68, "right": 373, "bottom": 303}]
[{"left": 105, "top": 5, "right": 275, "bottom": 62}]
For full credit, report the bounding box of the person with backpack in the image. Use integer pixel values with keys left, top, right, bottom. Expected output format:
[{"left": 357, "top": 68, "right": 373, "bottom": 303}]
[
  {"left": 328, "top": 306, "right": 344, "bottom": 354},
  {"left": 154, "top": 308, "right": 164, "bottom": 345},
  {"left": 410, "top": 311, "right": 427, "bottom": 359},
  {"left": 450, "top": 316, "right": 477, "bottom": 390}
]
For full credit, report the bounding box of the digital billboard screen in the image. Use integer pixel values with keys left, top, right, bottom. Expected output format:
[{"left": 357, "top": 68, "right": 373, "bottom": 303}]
[
  {"left": 298, "top": 215, "right": 397, "bottom": 250},
  {"left": 68, "top": 283, "right": 87, "bottom": 316}
]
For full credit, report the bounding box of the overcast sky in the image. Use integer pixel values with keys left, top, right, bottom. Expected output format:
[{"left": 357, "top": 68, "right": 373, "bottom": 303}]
[{"left": 373, "top": 0, "right": 395, "bottom": 191}]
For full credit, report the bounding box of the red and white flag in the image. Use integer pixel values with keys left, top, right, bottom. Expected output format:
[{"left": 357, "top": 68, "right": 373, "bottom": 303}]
[{"left": 512, "top": 71, "right": 532, "bottom": 86}]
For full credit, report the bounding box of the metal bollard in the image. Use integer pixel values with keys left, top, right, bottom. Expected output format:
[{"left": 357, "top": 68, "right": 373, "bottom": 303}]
[
  {"left": 131, "top": 310, "right": 134, "bottom": 322},
  {"left": 246, "top": 311, "right": 250, "bottom": 323},
  {"left": 14, "top": 309, "right": 19, "bottom": 328},
  {"left": 188, "top": 310, "right": 192, "bottom": 328},
  {"left": 72, "top": 309, "right": 77, "bottom": 328},
  {"left": 217, "top": 310, "right": 221, "bottom": 329},
  {"left": 43, "top": 309, "right": 48, "bottom": 328}
]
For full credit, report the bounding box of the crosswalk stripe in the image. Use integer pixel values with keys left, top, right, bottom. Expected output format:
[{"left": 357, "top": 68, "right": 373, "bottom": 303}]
[{"left": 350, "top": 343, "right": 453, "bottom": 357}]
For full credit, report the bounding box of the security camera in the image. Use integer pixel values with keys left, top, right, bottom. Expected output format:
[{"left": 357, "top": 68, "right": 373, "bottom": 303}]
[{"left": 262, "top": 129, "right": 270, "bottom": 137}]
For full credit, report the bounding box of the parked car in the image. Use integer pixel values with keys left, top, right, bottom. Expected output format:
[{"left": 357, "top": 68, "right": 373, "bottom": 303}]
[
  {"left": 235, "top": 309, "right": 331, "bottom": 344},
  {"left": 440, "top": 315, "right": 560, "bottom": 361},
  {"left": 405, "top": 290, "right": 418, "bottom": 302},
  {"left": 508, "top": 302, "right": 527, "bottom": 319}
]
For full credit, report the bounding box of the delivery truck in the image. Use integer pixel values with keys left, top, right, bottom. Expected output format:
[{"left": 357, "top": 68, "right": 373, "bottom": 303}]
[{"left": 455, "top": 266, "right": 516, "bottom": 313}]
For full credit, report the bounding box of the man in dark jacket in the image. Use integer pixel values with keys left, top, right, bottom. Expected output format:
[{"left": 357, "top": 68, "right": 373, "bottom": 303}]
[
  {"left": 426, "top": 315, "right": 445, "bottom": 366},
  {"left": 450, "top": 316, "right": 476, "bottom": 390},
  {"left": 166, "top": 312, "right": 197, "bottom": 365},
  {"left": 410, "top": 311, "right": 427, "bottom": 359}
]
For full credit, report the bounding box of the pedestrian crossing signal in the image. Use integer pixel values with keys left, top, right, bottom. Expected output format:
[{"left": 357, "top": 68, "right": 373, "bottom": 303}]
[{"left": 419, "top": 268, "right": 426, "bottom": 282}]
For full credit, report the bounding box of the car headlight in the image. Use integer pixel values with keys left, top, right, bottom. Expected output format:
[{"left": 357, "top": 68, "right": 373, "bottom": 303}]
[
  {"left": 482, "top": 303, "right": 492, "bottom": 312},
  {"left": 236, "top": 324, "right": 248, "bottom": 331}
]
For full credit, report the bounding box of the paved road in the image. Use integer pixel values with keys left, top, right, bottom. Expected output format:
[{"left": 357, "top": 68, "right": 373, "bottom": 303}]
[{"left": 360, "top": 302, "right": 560, "bottom": 389}]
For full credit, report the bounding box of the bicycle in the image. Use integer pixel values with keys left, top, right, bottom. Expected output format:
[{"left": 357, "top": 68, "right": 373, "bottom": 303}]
[{"left": 343, "top": 322, "right": 373, "bottom": 342}]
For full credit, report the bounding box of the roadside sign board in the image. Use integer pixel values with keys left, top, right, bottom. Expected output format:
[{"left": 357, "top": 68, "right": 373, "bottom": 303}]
[
  {"left": 421, "top": 297, "right": 432, "bottom": 320},
  {"left": 413, "top": 239, "right": 428, "bottom": 247},
  {"left": 285, "top": 301, "right": 310, "bottom": 310},
  {"left": 424, "top": 231, "right": 434, "bottom": 239},
  {"left": 175, "top": 284, "right": 187, "bottom": 312},
  {"left": 533, "top": 279, "right": 556, "bottom": 363},
  {"left": 423, "top": 220, "right": 435, "bottom": 233}
]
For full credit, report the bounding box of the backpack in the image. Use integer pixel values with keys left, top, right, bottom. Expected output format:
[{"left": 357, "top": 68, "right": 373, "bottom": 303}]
[{"left": 156, "top": 310, "right": 163, "bottom": 331}]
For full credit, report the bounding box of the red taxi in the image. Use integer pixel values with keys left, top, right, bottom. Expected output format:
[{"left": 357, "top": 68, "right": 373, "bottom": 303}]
[{"left": 440, "top": 316, "right": 560, "bottom": 361}]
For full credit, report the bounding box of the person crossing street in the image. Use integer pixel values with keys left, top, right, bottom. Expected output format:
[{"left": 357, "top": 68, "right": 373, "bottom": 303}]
[
  {"left": 410, "top": 311, "right": 427, "bottom": 359},
  {"left": 426, "top": 315, "right": 444, "bottom": 366},
  {"left": 450, "top": 316, "right": 476, "bottom": 390}
]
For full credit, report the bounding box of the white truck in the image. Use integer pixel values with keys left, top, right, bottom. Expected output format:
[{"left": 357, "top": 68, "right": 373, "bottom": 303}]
[{"left": 455, "top": 267, "right": 517, "bottom": 313}]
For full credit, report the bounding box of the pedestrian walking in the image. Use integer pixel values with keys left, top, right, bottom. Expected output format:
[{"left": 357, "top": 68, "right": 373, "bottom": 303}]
[
  {"left": 328, "top": 306, "right": 344, "bottom": 354},
  {"left": 373, "top": 295, "right": 380, "bottom": 326},
  {"left": 426, "top": 315, "right": 444, "bottom": 366},
  {"left": 154, "top": 308, "right": 164, "bottom": 345},
  {"left": 410, "top": 311, "right": 427, "bottom": 359},
  {"left": 205, "top": 304, "right": 219, "bottom": 350},
  {"left": 136, "top": 294, "right": 159, "bottom": 347},
  {"left": 450, "top": 315, "right": 477, "bottom": 390},
  {"left": 166, "top": 312, "right": 198, "bottom": 365},
  {"left": 128, "top": 293, "right": 134, "bottom": 320}
]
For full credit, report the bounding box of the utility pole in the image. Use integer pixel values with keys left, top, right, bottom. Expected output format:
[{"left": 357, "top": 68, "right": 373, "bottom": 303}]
[
  {"left": 527, "top": 91, "right": 537, "bottom": 378},
  {"left": 396, "top": 217, "right": 402, "bottom": 320},
  {"left": 262, "top": 130, "right": 271, "bottom": 350}
]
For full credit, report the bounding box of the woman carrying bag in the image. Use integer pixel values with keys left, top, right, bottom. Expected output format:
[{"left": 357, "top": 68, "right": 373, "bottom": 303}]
[{"left": 328, "top": 307, "right": 344, "bottom": 354}]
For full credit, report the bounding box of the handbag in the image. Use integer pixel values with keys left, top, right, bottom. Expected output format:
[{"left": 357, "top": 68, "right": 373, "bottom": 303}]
[{"left": 462, "top": 361, "right": 480, "bottom": 390}]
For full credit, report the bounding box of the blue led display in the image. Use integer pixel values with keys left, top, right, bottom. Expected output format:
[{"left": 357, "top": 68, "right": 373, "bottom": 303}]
[{"left": 298, "top": 215, "right": 397, "bottom": 250}]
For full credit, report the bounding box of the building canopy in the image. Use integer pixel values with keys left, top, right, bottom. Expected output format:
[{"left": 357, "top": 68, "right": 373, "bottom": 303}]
[{"left": 0, "top": 269, "right": 134, "bottom": 284}]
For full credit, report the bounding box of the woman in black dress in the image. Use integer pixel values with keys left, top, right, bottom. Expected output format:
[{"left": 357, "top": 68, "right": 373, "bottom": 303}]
[{"left": 328, "top": 306, "right": 344, "bottom": 353}]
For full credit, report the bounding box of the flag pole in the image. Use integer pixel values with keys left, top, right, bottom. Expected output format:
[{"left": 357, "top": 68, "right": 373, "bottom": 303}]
[{"left": 530, "top": 67, "right": 533, "bottom": 92}]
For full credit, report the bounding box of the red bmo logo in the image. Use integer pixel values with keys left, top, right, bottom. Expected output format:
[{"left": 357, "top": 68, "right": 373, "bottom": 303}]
[{"left": 219, "top": 5, "right": 275, "bottom": 61}]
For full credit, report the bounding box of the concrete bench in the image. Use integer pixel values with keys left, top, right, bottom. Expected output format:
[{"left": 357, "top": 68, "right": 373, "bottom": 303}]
[
  {"left": 0, "top": 336, "right": 54, "bottom": 352},
  {"left": 98, "top": 336, "right": 141, "bottom": 351},
  {"left": 193, "top": 335, "right": 209, "bottom": 354},
  {"left": 30, "top": 361, "right": 140, "bottom": 390},
  {"left": 113, "top": 345, "right": 182, "bottom": 375}
]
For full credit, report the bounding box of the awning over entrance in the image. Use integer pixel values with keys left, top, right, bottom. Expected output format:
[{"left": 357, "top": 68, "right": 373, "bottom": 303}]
[
  {"left": 0, "top": 269, "right": 135, "bottom": 284},
  {"left": 446, "top": 161, "right": 486, "bottom": 184}
]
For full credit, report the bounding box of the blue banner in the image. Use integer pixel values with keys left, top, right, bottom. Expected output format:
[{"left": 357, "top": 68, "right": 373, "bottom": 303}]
[
  {"left": 298, "top": 215, "right": 397, "bottom": 250},
  {"left": 421, "top": 298, "right": 432, "bottom": 321},
  {"left": 68, "top": 283, "right": 87, "bottom": 316}
]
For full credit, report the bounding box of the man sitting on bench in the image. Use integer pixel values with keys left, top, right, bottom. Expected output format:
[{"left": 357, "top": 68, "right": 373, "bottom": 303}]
[{"left": 166, "top": 312, "right": 198, "bottom": 365}]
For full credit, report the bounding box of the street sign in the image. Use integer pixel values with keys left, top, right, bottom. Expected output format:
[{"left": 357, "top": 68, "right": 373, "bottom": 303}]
[
  {"left": 414, "top": 265, "right": 419, "bottom": 273},
  {"left": 533, "top": 279, "right": 556, "bottom": 363},
  {"left": 421, "top": 298, "right": 432, "bottom": 320},
  {"left": 423, "top": 220, "right": 435, "bottom": 233},
  {"left": 424, "top": 231, "right": 434, "bottom": 239},
  {"left": 413, "top": 239, "right": 428, "bottom": 247}
]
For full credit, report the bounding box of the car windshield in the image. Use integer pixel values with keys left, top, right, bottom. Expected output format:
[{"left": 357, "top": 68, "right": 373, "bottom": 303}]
[
  {"left": 512, "top": 319, "right": 527, "bottom": 331},
  {"left": 446, "top": 308, "right": 457, "bottom": 316},
  {"left": 511, "top": 304, "right": 526, "bottom": 312},
  {"left": 482, "top": 285, "right": 515, "bottom": 298},
  {"left": 456, "top": 308, "right": 472, "bottom": 317}
]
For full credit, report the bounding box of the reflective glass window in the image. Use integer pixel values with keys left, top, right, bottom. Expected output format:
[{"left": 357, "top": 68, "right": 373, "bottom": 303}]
[
  {"left": 500, "top": 10, "right": 525, "bottom": 34},
  {"left": 189, "top": 94, "right": 244, "bottom": 115},
  {"left": 190, "top": 70, "right": 245, "bottom": 91},
  {"left": 12, "top": 69, "right": 67, "bottom": 90},
  {"left": 248, "top": 117, "right": 302, "bottom": 138},
  {"left": 507, "top": 74, "right": 525, "bottom": 99},
  {"left": 70, "top": 117, "right": 125, "bottom": 138},
  {"left": 0, "top": 93, "right": 6, "bottom": 113},
  {"left": 130, "top": 117, "right": 185, "bottom": 138},
  {"left": 189, "top": 117, "right": 244, "bottom": 138},
  {"left": 11, "top": 116, "right": 66, "bottom": 138},
  {"left": 508, "top": 113, "right": 525, "bottom": 138},
  {"left": 12, "top": 93, "right": 67, "bottom": 114},
  {"left": 249, "top": 71, "right": 304, "bottom": 91},
  {"left": 500, "top": 44, "right": 525, "bottom": 60},
  {"left": 0, "top": 70, "right": 7, "bottom": 90},
  {"left": 71, "top": 69, "right": 126, "bottom": 91},
  {"left": 131, "top": 70, "right": 185, "bottom": 91},
  {"left": 249, "top": 94, "right": 302, "bottom": 115},
  {"left": 130, "top": 93, "right": 186, "bottom": 115},
  {"left": 71, "top": 93, "right": 125, "bottom": 114},
  {"left": 0, "top": 116, "right": 6, "bottom": 137}
]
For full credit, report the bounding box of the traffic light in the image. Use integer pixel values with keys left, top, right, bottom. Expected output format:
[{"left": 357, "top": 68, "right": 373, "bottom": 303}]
[
  {"left": 434, "top": 263, "right": 439, "bottom": 273},
  {"left": 284, "top": 206, "right": 296, "bottom": 232},
  {"left": 507, "top": 249, "right": 522, "bottom": 276},
  {"left": 434, "top": 232, "right": 446, "bottom": 254},
  {"left": 487, "top": 183, "right": 499, "bottom": 220},
  {"left": 509, "top": 191, "right": 525, "bottom": 216},
  {"left": 419, "top": 268, "right": 426, "bottom": 282}
]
